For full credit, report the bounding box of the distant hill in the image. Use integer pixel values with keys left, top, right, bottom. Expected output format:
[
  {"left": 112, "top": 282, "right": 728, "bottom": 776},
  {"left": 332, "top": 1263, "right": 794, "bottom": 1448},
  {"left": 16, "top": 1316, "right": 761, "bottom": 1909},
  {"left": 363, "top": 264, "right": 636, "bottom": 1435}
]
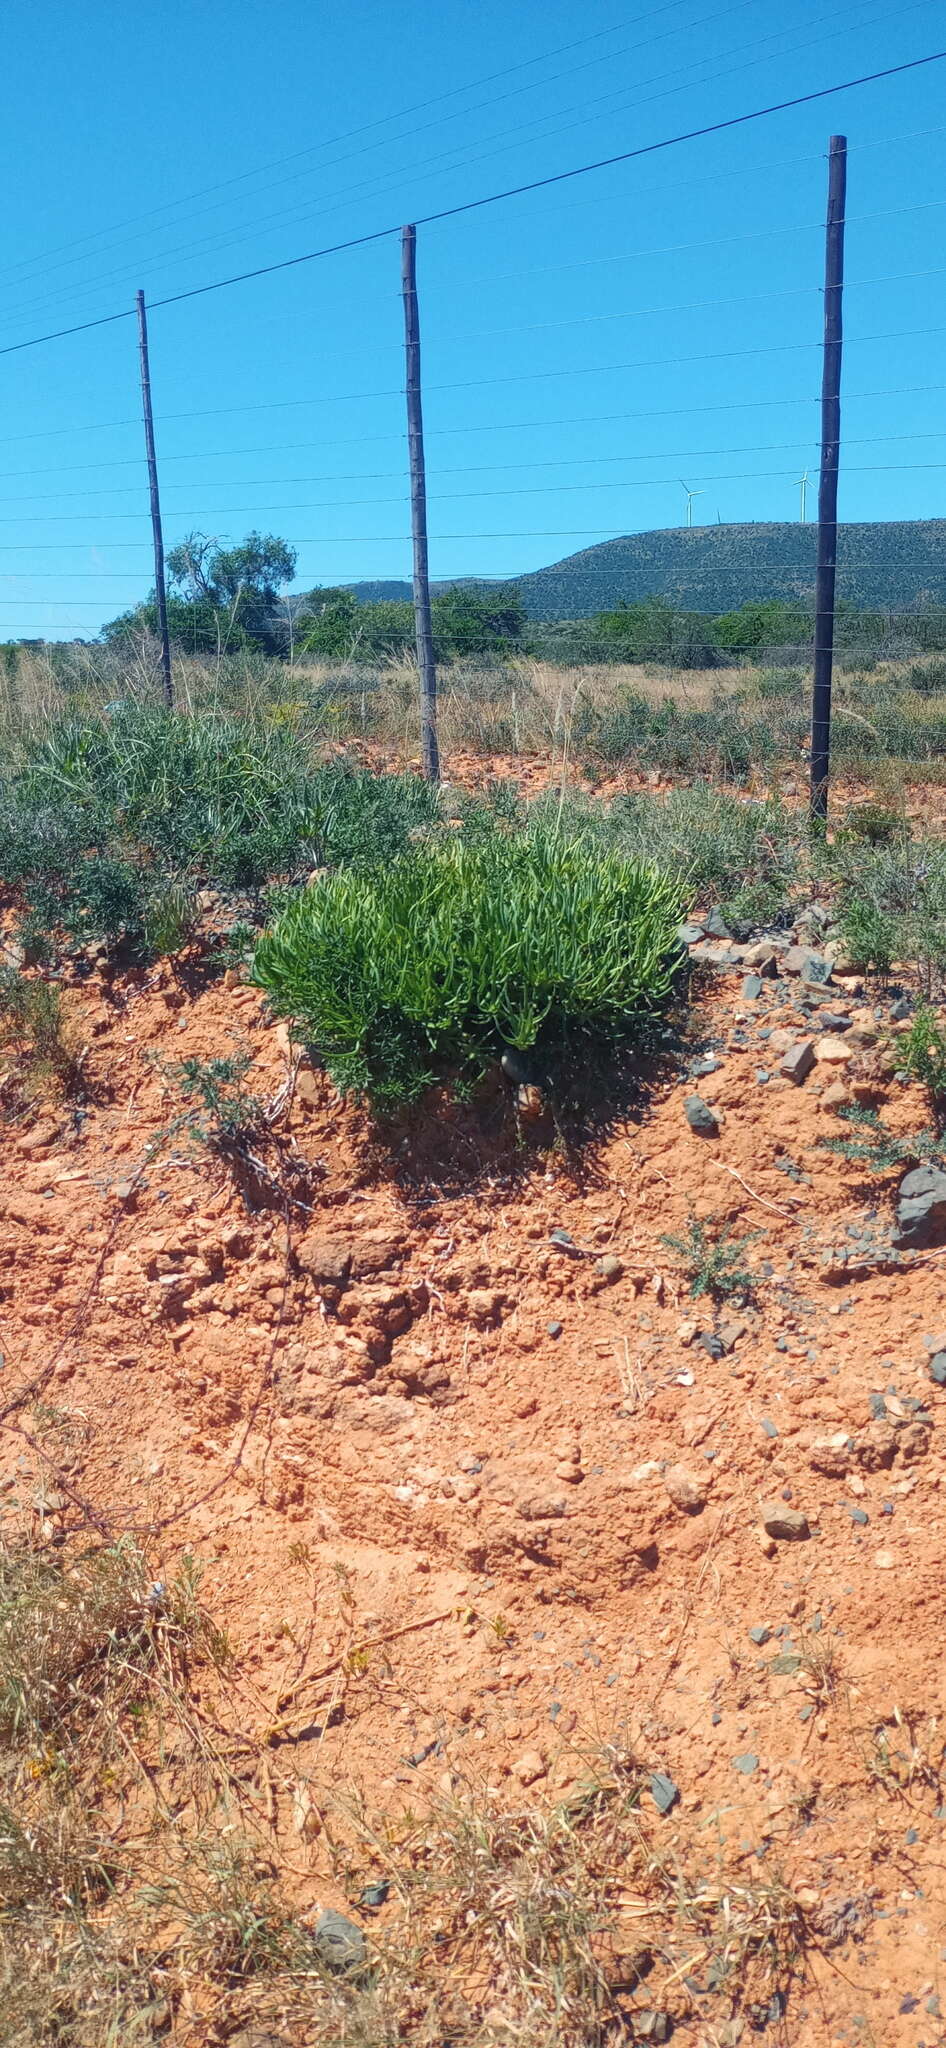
[
  {"left": 511, "top": 521, "right": 946, "bottom": 620},
  {"left": 298, "top": 522, "right": 946, "bottom": 624}
]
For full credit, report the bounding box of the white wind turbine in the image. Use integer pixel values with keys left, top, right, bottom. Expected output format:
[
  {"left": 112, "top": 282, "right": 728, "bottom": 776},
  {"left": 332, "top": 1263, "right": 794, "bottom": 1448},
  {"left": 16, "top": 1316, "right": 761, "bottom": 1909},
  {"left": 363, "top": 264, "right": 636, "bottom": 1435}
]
[
  {"left": 680, "top": 480, "right": 705, "bottom": 528},
  {"left": 796, "top": 467, "right": 811, "bottom": 522}
]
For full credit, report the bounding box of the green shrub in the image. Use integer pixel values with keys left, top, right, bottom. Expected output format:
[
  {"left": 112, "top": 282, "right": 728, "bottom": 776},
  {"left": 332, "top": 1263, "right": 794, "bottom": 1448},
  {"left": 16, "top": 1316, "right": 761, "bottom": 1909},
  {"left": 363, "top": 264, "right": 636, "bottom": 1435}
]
[
  {"left": 252, "top": 833, "right": 684, "bottom": 1110},
  {"left": 904, "top": 658, "right": 946, "bottom": 695},
  {"left": 756, "top": 666, "right": 804, "bottom": 701},
  {"left": 533, "top": 783, "right": 800, "bottom": 923},
  {"left": 838, "top": 898, "right": 895, "bottom": 978},
  {"left": 660, "top": 1216, "right": 759, "bottom": 1300},
  {"left": 900, "top": 1006, "right": 946, "bottom": 1124},
  {"left": 0, "top": 969, "right": 80, "bottom": 1092}
]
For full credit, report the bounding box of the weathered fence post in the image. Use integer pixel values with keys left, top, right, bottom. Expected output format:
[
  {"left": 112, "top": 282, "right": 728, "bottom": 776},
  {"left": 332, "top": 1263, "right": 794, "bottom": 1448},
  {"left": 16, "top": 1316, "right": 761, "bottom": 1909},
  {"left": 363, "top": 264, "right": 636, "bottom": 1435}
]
[
  {"left": 136, "top": 289, "right": 173, "bottom": 710},
  {"left": 400, "top": 224, "right": 440, "bottom": 782},
  {"left": 809, "top": 135, "right": 847, "bottom": 820}
]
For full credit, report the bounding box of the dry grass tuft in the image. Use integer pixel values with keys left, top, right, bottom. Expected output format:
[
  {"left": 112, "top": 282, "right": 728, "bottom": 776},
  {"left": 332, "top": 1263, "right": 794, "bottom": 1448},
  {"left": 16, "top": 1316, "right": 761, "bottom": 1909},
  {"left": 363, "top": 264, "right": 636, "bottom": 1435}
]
[{"left": 0, "top": 1529, "right": 825, "bottom": 2048}]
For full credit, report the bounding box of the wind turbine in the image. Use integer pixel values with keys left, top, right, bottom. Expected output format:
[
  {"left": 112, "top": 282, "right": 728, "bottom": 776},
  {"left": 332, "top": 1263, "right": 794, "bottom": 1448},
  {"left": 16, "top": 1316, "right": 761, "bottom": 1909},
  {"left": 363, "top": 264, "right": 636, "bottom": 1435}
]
[
  {"left": 680, "top": 480, "right": 705, "bottom": 528},
  {"left": 796, "top": 468, "right": 810, "bottom": 522}
]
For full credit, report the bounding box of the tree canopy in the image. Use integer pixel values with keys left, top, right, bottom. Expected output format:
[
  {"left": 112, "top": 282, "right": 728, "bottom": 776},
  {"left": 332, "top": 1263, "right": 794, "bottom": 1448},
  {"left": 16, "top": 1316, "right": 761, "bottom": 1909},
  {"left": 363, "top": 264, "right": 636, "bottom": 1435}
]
[{"left": 103, "top": 531, "right": 297, "bottom": 653}]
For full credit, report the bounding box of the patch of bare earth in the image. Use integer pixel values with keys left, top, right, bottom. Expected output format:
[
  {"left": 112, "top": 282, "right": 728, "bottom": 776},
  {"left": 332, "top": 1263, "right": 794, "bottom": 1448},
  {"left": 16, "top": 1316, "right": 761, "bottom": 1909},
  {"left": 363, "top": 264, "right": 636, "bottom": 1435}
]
[{"left": 2, "top": 945, "right": 945, "bottom": 2046}]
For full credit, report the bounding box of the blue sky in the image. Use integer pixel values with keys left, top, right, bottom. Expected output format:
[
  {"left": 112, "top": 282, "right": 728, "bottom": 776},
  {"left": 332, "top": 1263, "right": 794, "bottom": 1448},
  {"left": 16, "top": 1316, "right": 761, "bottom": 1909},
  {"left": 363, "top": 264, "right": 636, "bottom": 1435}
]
[{"left": 2, "top": 0, "right": 946, "bottom": 638}]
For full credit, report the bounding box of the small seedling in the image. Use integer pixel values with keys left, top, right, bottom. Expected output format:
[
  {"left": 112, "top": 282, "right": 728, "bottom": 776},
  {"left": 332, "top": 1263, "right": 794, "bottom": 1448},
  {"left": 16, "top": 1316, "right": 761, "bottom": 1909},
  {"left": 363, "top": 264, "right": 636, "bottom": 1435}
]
[
  {"left": 0, "top": 967, "right": 82, "bottom": 1096},
  {"left": 661, "top": 1215, "right": 759, "bottom": 1300},
  {"left": 819, "top": 1102, "right": 944, "bottom": 1172},
  {"left": 171, "top": 1054, "right": 263, "bottom": 1147}
]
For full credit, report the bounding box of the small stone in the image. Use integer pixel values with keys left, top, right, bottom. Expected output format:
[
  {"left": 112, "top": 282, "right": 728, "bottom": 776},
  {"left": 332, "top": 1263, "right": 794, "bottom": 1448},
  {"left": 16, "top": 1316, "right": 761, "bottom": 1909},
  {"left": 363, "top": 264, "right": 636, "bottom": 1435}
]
[
  {"left": 732, "top": 1752, "right": 759, "bottom": 1774},
  {"left": 547, "top": 1321, "right": 563, "bottom": 1339},
  {"left": 780, "top": 1040, "right": 815, "bottom": 1085},
  {"left": 679, "top": 921, "right": 705, "bottom": 945},
  {"left": 649, "top": 1770, "right": 679, "bottom": 1814},
  {"left": 820, "top": 1080, "right": 851, "bottom": 1111},
  {"left": 783, "top": 946, "right": 831, "bottom": 983},
  {"left": 633, "top": 2014, "right": 672, "bottom": 2044},
  {"left": 555, "top": 1460, "right": 584, "bottom": 1484},
  {"left": 874, "top": 1550, "right": 896, "bottom": 1569},
  {"left": 684, "top": 1094, "right": 720, "bottom": 1137},
  {"left": 748, "top": 1625, "right": 771, "bottom": 1645},
  {"left": 742, "top": 975, "right": 764, "bottom": 1000},
  {"left": 512, "top": 1749, "right": 547, "bottom": 1785},
  {"left": 696, "top": 1331, "right": 725, "bottom": 1360},
  {"left": 704, "top": 908, "right": 730, "bottom": 938},
  {"left": 517, "top": 1493, "right": 566, "bottom": 1521},
  {"left": 663, "top": 1464, "right": 707, "bottom": 1515},
  {"left": 815, "top": 1036, "right": 852, "bottom": 1064},
  {"left": 761, "top": 1503, "right": 809, "bottom": 1542},
  {"left": 717, "top": 1317, "right": 746, "bottom": 1353},
  {"left": 928, "top": 1352, "right": 946, "bottom": 1386},
  {"left": 298, "top": 1237, "right": 352, "bottom": 1289},
  {"left": 594, "top": 1253, "right": 624, "bottom": 1283},
  {"left": 745, "top": 943, "right": 779, "bottom": 974},
  {"left": 311, "top": 1908, "right": 367, "bottom": 1976}
]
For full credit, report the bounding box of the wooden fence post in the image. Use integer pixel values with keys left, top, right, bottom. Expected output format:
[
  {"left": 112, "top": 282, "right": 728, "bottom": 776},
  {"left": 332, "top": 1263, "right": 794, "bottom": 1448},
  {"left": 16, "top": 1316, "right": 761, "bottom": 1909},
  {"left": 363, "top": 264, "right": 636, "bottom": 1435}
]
[
  {"left": 136, "top": 290, "right": 173, "bottom": 710},
  {"left": 809, "top": 135, "right": 847, "bottom": 819},
  {"left": 400, "top": 224, "right": 440, "bottom": 782}
]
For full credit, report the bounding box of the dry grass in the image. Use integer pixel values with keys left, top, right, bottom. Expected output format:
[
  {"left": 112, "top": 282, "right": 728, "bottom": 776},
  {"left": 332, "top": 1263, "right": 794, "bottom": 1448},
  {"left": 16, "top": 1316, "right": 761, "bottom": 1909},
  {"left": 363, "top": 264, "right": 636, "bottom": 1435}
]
[{"left": 0, "top": 1520, "right": 825, "bottom": 2048}]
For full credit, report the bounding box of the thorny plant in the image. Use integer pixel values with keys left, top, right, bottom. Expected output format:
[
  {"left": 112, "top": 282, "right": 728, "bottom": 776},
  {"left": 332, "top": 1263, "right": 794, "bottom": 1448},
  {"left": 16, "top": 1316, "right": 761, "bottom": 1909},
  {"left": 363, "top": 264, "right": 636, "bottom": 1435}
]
[
  {"left": 148, "top": 1050, "right": 321, "bottom": 1213},
  {"left": 660, "top": 1215, "right": 760, "bottom": 1302},
  {"left": 818, "top": 1102, "right": 945, "bottom": 1174},
  {"left": 863, "top": 1706, "right": 944, "bottom": 1802}
]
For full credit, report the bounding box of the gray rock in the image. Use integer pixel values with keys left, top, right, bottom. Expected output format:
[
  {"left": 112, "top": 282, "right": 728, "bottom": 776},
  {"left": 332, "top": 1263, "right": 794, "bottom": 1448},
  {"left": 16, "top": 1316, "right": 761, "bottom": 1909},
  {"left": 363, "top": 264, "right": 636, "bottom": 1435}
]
[
  {"left": 742, "top": 974, "right": 764, "bottom": 1000},
  {"left": 761, "top": 1503, "right": 810, "bottom": 1541},
  {"left": 634, "top": 2014, "right": 673, "bottom": 2044},
  {"left": 928, "top": 1352, "right": 946, "bottom": 1386},
  {"left": 679, "top": 921, "right": 705, "bottom": 945},
  {"left": 780, "top": 1039, "right": 815, "bottom": 1085},
  {"left": 649, "top": 1771, "right": 679, "bottom": 1814},
  {"left": 890, "top": 996, "right": 912, "bottom": 1021},
  {"left": 312, "top": 1908, "right": 368, "bottom": 1975},
  {"left": 689, "top": 941, "right": 736, "bottom": 969},
  {"left": 684, "top": 1094, "right": 720, "bottom": 1137},
  {"left": 704, "top": 908, "right": 731, "bottom": 939},
  {"left": 894, "top": 1165, "right": 946, "bottom": 1249},
  {"left": 817, "top": 1011, "right": 852, "bottom": 1032},
  {"left": 732, "top": 1752, "right": 759, "bottom": 1774}
]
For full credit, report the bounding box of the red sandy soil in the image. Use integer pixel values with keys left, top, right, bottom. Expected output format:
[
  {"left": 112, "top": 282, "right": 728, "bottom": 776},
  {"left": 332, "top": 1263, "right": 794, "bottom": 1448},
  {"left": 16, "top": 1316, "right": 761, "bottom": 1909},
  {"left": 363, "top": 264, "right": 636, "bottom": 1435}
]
[{"left": 3, "top": 941, "right": 946, "bottom": 2047}]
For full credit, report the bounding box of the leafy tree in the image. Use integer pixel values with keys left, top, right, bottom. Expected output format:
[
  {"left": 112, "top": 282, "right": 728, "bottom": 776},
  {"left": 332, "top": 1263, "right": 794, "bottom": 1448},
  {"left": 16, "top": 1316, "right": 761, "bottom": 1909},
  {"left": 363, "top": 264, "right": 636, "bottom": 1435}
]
[
  {"left": 300, "top": 590, "right": 414, "bottom": 659},
  {"left": 595, "top": 597, "right": 720, "bottom": 668},
  {"left": 103, "top": 531, "right": 296, "bottom": 654},
  {"left": 431, "top": 584, "right": 526, "bottom": 657},
  {"left": 712, "top": 599, "right": 811, "bottom": 653},
  {"left": 299, "top": 587, "right": 360, "bottom": 657}
]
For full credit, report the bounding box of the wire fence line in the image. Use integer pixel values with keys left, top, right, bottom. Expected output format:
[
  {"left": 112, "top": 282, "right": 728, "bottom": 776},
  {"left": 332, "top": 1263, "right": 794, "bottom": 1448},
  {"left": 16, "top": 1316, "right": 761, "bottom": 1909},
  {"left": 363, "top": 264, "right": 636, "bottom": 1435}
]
[{"left": 0, "top": 44, "right": 945, "bottom": 811}]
